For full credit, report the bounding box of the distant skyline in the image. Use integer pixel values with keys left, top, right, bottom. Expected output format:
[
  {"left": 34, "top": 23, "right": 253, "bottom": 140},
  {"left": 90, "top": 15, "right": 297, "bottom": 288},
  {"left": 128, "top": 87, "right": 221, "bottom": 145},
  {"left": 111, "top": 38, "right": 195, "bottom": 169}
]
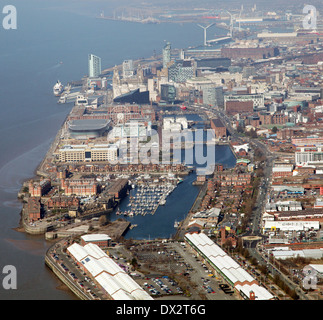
[{"left": 13, "top": 0, "right": 323, "bottom": 18}]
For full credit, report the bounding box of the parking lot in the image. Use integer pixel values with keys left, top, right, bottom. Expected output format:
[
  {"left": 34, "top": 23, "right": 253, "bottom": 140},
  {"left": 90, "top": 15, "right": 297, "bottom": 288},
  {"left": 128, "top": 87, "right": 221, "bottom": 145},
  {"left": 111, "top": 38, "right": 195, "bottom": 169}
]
[
  {"left": 49, "top": 239, "right": 240, "bottom": 300},
  {"left": 141, "top": 276, "right": 184, "bottom": 297},
  {"left": 123, "top": 240, "right": 238, "bottom": 300},
  {"left": 170, "top": 242, "right": 237, "bottom": 300},
  {"left": 49, "top": 243, "right": 104, "bottom": 300}
]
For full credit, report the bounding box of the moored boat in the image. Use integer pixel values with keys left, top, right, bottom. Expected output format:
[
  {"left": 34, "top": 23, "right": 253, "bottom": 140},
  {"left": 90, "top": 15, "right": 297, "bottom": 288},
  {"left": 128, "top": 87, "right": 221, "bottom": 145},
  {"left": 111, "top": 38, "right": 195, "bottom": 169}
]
[{"left": 53, "top": 80, "right": 63, "bottom": 96}]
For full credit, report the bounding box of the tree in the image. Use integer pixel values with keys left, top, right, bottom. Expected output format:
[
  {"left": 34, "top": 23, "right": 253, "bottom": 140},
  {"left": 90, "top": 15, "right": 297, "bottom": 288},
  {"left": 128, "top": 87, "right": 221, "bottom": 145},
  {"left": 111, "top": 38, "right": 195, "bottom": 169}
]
[
  {"left": 131, "top": 258, "right": 138, "bottom": 268},
  {"left": 272, "top": 126, "right": 278, "bottom": 133},
  {"left": 223, "top": 238, "right": 233, "bottom": 250},
  {"left": 254, "top": 147, "right": 264, "bottom": 160},
  {"left": 99, "top": 215, "right": 107, "bottom": 226},
  {"left": 258, "top": 264, "right": 268, "bottom": 275},
  {"left": 251, "top": 129, "right": 258, "bottom": 138},
  {"left": 237, "top": 125, "right": 244, "bottom": 134},
  {"left": 247, "top": 129, "right": 258, "bottom": 139},
  {"left": 256, "top": 167, "right": 264, "bottom": 177}
]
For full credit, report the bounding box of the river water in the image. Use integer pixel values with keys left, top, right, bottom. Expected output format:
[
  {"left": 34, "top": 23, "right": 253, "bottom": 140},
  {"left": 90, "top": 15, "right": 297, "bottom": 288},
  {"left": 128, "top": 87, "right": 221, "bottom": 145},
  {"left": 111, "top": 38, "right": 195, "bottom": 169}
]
[
  {"left": 110, "top": 113, "right": 237, "bottom": 239},
  {"left": 112, "top": 143, "right": 236, "bottom": 240},
  {"left": 0, "top": 0, "right": 234, "bottom": 299}
]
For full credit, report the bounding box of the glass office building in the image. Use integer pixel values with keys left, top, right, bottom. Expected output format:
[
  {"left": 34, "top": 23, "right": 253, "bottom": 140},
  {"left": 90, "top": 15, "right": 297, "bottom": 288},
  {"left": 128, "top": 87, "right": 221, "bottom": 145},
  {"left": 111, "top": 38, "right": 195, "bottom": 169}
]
[{"left": 163, "top": 42, "right": 171, "bottom": 68}]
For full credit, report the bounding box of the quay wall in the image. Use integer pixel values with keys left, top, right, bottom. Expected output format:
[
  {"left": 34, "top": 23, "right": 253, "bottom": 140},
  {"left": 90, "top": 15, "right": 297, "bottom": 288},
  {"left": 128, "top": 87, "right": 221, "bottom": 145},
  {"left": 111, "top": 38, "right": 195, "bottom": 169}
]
[
  {"left": 228, "top": 142, "right": 238, "bottom": 160},
  {"left": 22, "top": 206, "right": 115, "bottom": 236},
  {"left": 21, "top": 211, "right": 50, "bottom": 235},
  {"left": 23, "top": 223, "right": 49, "bottom": 235},
  {"left": 36, "top": 113, "right": 69, "bottom": 177},
  {"left": 174, "top": 181, "right": 208, "bottom": 240}
]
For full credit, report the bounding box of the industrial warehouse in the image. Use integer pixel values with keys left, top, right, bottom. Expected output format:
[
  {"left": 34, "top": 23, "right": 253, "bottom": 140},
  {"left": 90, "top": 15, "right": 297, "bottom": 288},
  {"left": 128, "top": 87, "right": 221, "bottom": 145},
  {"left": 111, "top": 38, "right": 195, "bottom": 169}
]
[
  {"left": 184, "top": 232, "right": 274, "bottom": 300},
  {"left": 67, "top": 242, "right": 153, "bottom": 300}
]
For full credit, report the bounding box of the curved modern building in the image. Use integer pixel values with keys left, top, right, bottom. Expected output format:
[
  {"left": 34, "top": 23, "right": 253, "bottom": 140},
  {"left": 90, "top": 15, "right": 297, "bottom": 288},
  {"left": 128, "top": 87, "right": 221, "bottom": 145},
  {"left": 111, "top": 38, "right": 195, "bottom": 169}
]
[
  {"left": 68, "top": 119, "right": 110, "bottom": 139},
  {"left": 113, "top": 88, "right": 150, "bottom": 104}
]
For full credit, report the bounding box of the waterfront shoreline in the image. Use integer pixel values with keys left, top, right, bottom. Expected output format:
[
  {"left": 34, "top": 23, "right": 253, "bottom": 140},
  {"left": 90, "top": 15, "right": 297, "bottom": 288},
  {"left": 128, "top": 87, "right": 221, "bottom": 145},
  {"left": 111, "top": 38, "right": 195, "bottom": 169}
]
[
  {"left": 16, "top": 34, "right": 236, "bottom": 239},
  {"left": 0, "top": 3, "right": 240, "bottom": 300},
  {"left": 17, "top": 89, "right": 232, "bottom": 237}
]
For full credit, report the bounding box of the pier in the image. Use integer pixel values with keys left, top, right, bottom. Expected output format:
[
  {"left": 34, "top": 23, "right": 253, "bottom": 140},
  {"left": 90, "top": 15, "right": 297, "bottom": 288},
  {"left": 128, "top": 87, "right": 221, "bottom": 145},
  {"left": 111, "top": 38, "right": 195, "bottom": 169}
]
[
  {"left": 45, "top": 219, "right": 130, "bottom": 241},
  {"left": 174, "top": 181, "right": 208, "bottom": 241},
  {"left": 206, "top": 36, "right": 232, "bottom": 45}
]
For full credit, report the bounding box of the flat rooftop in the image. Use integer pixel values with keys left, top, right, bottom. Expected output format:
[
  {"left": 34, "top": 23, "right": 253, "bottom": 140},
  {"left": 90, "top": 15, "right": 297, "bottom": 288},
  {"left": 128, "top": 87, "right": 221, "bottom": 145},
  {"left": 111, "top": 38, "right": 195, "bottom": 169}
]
[{"left": 211, "top": 118, "right": 225, "bottom": 127}]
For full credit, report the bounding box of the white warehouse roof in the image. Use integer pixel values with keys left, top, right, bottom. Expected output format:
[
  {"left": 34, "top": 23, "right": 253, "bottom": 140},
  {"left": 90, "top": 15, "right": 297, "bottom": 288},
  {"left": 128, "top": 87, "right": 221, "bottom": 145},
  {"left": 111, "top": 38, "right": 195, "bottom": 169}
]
[
  {"left": 235, "top": 283, "right": 274, "bottom": 300},
  {"left": 309, "top": 264, "right": 323, "bottom": 275},
  {"left": 84, "top": 243, "right": 109, "bottom": 259},
  {"left": 271, "top": 248, "right": 323, "bottom": 260},
  {"left": 185, "top": 232, "right": 274, "bottom": 300},
  {"left": 264, "top": 220, "right": 320, "bottom": 232},
  {"left": 81, "top": 234, "right": 111, "bottom": 242},
  {"left": 272, "top": 166, "right": 293, "bottom": 172},
  {"left": 67, "top": 242, "right": 89, "bottom": 261},
  {"left": 67, "top": 242, "right": 153, "bottom": 300},
  {"left": 95, "top": 273, "right": 134, "bottom": 300}
]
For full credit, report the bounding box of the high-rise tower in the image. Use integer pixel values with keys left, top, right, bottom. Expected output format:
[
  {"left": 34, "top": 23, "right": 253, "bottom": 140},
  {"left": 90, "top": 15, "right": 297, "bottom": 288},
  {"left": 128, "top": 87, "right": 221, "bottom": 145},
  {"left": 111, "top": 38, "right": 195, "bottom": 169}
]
[
  {"left": 162, "top": 42, "right": 171, "bottom": 68},
  {"left": 88, "top": 54, "right": 102, "bottom": 78},
  {"left": 122, "top": 59, "right": 134, "bottom": 78}
]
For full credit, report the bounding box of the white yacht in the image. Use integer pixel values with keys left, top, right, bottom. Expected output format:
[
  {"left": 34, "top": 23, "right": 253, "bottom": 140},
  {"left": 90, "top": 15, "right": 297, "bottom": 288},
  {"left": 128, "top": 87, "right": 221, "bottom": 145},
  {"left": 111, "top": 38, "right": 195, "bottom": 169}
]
[
  {"left": 58, "top": 95, "right": 66, "bottom": 104},
  {"left": 53, "top": 80, "right": 63, "bottom": 96}
]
